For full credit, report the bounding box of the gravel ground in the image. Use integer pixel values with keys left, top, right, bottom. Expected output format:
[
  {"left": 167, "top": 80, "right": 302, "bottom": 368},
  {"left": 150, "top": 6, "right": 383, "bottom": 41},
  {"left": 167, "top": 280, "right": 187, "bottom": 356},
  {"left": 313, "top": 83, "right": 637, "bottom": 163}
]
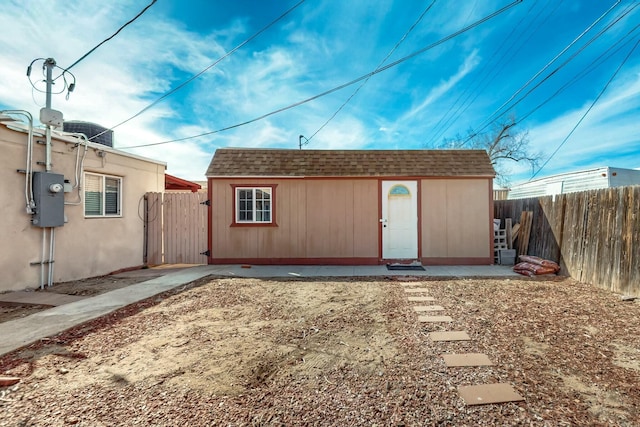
[{"left": 1, "top": 276, "right": 639, "bottom": 426}]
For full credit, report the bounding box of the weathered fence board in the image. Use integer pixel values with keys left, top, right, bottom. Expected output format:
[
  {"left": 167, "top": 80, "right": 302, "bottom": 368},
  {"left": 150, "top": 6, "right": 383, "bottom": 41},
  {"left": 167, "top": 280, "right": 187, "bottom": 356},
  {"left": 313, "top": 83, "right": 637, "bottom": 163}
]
[
  {"left": 495, "top": 186, "right": 640, "bottom": 296},
  {"left": 145, "top": 192, "right": 208, "bottom": 265},
  {"left": 145, "top": 192, "right": 163, "bottom": 265}
]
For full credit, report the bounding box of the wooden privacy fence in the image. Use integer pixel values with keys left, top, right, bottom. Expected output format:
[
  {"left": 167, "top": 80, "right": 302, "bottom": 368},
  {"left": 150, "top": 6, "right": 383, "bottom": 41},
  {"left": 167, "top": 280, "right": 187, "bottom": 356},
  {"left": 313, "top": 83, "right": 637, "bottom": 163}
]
[
  {"left": 495, "top": 186, "right": 639, "bottom": 296},
  {"left": 145, "top": 192, "right": 208, "bottom": 265}
]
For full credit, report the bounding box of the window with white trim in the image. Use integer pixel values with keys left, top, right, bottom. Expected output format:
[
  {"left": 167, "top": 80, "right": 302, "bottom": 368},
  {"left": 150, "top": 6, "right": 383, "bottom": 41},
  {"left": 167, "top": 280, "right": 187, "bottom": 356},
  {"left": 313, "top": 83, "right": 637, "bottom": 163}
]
[
  {"left": 84, "top": 173, "right": 122, "bottom": 217},
  {"left": 236, "top": 187, "right": 272, "bottom": 223}
]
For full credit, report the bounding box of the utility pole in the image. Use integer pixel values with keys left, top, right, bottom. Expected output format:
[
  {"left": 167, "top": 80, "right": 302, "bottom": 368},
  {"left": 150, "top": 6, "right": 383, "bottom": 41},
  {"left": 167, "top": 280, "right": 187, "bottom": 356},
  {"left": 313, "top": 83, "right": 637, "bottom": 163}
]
[
  {"left": 43, "top": 58, "right": 56, "bottom": 171},
  {"left": 30, "top": 57, "right": 65, "bottom": 171}
]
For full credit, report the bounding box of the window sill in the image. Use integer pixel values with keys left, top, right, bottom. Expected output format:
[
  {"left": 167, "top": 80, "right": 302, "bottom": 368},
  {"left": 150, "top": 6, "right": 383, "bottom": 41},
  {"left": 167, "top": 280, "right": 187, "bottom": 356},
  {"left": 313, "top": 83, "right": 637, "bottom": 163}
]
[{"left": 230, "top": 222, "right": 278, "bottom": 227}]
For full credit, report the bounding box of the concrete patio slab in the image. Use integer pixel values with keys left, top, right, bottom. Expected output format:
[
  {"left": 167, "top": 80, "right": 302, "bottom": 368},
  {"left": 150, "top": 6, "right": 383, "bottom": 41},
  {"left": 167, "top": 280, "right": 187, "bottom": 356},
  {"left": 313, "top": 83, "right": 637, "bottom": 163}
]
[{"left": 201, "top": 264, "right": 520, "bottom": 278}]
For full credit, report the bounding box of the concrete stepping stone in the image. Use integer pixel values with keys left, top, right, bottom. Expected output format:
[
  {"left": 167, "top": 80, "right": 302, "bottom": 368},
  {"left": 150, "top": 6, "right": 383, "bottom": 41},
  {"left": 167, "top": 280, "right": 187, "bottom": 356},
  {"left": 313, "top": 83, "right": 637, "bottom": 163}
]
[
  {"left": 442, "top": 353, "right": 493, "bottom": 367},
  {"left": 413, "top": 305, "right": 444, "bottom": 312},
  {"left": 418, "top": 315, "right": 452, "bottom": 322},
  {"left": 458, "top": 383, "right": 524, "bottom": 405},
  {"left": 400, "top": 282, "right": 425, "bottom": 286},
  {"left": 404, "top": 288, "right": 430, "bottom": 293},
  {"left": 407, "top": 296, "right": 435, "bottom": 302},
  {"left": 429, "top": 331, "right": 471, "bottom": 341}
]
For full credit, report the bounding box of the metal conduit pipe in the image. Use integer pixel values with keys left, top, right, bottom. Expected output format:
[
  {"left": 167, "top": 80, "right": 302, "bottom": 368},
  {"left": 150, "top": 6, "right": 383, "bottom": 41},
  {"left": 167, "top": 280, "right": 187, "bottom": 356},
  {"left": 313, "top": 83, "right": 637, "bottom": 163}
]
[
  {"left": 41, "top": 229, "right": 46, "bottom": 290},
  {"left": 0, "top": 110, "right": 35, "bottom": 213},
  {"left": 48, "top": 228, "right": 56, "bottom": 288},
  {"left": 64, "top": 133, "right": 89, "bottom": 205}
]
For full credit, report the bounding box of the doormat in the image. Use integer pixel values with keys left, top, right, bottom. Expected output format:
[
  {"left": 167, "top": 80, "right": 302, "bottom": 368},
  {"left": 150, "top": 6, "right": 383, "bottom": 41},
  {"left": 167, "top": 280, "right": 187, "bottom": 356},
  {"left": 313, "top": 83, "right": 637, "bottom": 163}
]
[{"left": 386, "top": 264, "right": 425, "bottom": 271}]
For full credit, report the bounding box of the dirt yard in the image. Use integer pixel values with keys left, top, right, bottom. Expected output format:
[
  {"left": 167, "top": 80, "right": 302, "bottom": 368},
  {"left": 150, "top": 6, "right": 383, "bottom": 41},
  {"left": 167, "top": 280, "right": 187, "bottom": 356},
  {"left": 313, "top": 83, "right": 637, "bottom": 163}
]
[{"left": 1, "top": 276, "right": 639, "bottom": 426}]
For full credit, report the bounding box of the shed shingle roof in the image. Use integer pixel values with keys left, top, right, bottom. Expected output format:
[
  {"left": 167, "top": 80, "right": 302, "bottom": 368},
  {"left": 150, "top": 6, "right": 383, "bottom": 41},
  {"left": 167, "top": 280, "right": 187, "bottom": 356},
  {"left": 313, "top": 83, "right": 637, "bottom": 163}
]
[{"left": 206, "top": 148, "right": 495, "bottom": 178}]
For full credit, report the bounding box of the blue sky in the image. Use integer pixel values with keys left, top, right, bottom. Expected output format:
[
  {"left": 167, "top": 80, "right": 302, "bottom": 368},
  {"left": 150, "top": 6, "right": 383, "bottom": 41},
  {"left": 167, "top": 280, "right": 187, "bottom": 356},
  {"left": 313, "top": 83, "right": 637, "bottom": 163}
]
[{"left": 1, "top": 0, "right": 638, "bottom": 184}]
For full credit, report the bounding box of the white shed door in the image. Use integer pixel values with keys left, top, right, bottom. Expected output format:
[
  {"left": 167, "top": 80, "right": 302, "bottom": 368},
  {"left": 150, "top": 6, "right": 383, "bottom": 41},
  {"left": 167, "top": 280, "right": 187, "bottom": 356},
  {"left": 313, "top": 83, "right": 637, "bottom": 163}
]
[{"left": 381, "top": 181, "right": 418, "bottom": 259}]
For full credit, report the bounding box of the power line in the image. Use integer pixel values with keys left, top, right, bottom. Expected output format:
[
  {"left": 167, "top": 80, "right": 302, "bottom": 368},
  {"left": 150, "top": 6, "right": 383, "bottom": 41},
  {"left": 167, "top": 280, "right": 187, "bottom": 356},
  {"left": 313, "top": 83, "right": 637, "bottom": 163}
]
[
  {"left": 530, "top": 37, "right": 639, "bottom": 180},
  {"left": 65, "top": 0, "right": 157, "bottom": 73},
  {"left": 301, "top": 0, "right": 436, "bottom": 147},
  {"left": 424, "top": 0, "right": 560, "bottom": 147},
  {"left": 461, "top": 1, "right": 636, "bottom": 146},
  {"left": 480, "top": 0, "right": 621, "bottom": 131},
  {"left": 517, "top": 23, "right": 640, "bottom": 124},
  {"left": 120, "top": 0, "right": 523, "bottom": 149},
  {"left": 27, "top": 1, "right": 157, "bottom": 104},
  {"left": 96, "top": 0, "right": 306, "bottom": 140}
]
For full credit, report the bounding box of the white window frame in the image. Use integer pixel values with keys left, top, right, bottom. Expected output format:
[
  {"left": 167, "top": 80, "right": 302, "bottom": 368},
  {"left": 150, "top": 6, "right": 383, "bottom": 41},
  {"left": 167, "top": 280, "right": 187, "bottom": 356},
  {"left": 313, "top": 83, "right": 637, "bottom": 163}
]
[
  {"left": 84, "top": 172, "right": 122, "bottom": 218},
  {"left": 235, "top": 187, "right": 272, "bottom": 224}
]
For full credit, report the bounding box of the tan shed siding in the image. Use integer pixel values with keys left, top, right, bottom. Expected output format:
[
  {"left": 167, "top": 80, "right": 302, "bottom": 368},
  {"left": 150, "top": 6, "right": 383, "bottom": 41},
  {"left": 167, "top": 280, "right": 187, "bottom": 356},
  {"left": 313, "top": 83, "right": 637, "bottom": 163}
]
[
  {"left": 210, "top": 178, "right": 378, "bottom": 260},
  {"left": 306, "top": 181, "right": 353, "bottom": 257},
  {"left": 421, "top": 180, "right": 449, "bottom": 257},
  {"left": 421, "top": 179, "right": 491, "bottom": 258},
  {"left": 259, "top": 180, "right": 306, "bottom": 258},
  {"left": 352, "top": 180, "right": 379, "bottom": 257},
  {"left": 304, "top": 180, "right": 379, "bottom": 258},
  {"left": 210, "top": 180, "right": 234, "bottom": 257}
]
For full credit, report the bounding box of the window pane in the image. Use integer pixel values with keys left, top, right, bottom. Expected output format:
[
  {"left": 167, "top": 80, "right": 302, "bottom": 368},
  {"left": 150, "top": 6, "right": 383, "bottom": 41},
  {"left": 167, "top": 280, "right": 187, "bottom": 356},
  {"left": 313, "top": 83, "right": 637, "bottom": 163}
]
[
  {"left": 255, "top": 189, "right": 271, "bottom": 222},
  {"left": 85, "top": 192, "right": 102, "bottom": 215},
  {"left": 84, "top": 174, "right": 103, "bottom": 215},
  {"left": 84, "top": 174, "right": 121, "bottom": 217},
  {"left": 237, "top": 188, "right": 253, "bottom": 221},
  {"left": 105, "top": 177, "right": 120, "bottom": 215},
  {"left": 236, "top": 187, "right": 272, "bottom": 223}
]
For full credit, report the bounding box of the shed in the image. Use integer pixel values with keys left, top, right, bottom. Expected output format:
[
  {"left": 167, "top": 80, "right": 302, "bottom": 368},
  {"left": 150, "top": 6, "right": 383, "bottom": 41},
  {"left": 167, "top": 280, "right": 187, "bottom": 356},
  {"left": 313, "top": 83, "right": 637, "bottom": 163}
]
[{"left": 205, "top": 148, "right": 496, "bottom": 265}]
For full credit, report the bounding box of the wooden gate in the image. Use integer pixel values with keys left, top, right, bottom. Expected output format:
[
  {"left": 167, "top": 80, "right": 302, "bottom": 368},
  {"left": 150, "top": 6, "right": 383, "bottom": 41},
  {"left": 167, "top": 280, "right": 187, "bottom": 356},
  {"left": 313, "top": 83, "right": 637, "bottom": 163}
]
[{"left": 145, "top": 192, "right": 208, "bottom": 265}]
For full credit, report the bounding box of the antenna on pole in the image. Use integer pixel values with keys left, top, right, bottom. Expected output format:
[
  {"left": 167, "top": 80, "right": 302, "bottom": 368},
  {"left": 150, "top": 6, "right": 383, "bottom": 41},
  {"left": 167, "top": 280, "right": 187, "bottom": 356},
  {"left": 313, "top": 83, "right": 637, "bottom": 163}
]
[{"left": 299, "top": 134, "right": 309, "bottom": 150}]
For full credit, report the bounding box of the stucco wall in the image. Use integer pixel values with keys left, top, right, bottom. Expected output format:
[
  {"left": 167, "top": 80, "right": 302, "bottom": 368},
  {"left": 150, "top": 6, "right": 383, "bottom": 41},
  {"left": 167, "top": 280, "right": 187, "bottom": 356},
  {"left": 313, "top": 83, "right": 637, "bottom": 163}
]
[
  {"left": 0, "top": 124, "right": 165, "bottom": 292},
  {"left": 210, "top": 177, "right": 493, "bottom": 264}
]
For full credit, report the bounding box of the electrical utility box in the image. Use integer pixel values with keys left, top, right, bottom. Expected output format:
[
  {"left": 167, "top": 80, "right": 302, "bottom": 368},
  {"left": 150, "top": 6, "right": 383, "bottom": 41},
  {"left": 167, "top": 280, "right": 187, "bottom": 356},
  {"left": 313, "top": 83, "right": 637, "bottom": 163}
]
[{"left": 32, "top": 172, "right": 65, "bottom": 227}]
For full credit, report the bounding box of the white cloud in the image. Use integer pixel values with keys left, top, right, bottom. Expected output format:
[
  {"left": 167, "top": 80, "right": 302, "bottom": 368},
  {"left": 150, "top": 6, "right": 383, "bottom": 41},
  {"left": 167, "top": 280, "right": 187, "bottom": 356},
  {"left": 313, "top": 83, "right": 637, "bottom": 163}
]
[
  {"left": 512, "top": 67, "right": 640, "bottom": 181},
  {"left": 381, "top": 49, "right": 480, "bottom": 134}
]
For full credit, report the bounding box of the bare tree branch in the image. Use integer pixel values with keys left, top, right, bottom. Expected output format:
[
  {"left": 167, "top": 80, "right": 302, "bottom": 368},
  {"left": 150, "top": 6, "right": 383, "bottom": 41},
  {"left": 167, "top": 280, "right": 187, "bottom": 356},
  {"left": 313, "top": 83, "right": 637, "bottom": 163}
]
[{"left": 438, "top": 117, "right": 541, "bottom": 186}]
